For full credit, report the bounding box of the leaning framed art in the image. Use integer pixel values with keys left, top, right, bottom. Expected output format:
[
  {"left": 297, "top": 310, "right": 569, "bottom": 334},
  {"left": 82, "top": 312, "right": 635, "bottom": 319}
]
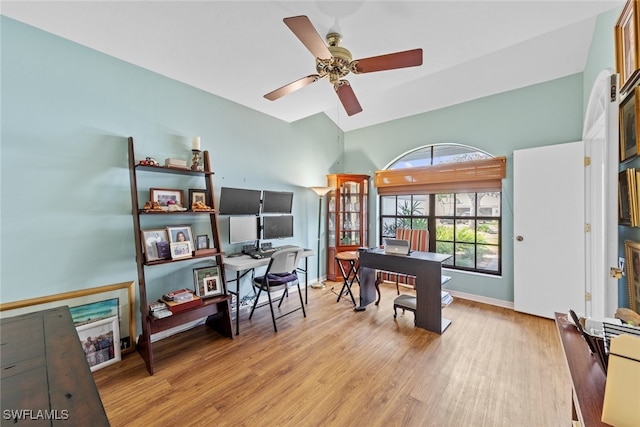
[
  {"left": 615, "top": 0, "right": 640, "bottom": 92},
  {"left": 76, "top": 315, "right": 121, "bottom": 372},
  {"left": 0, "top": 281, "right": 136, "bottom": 354},
  {"left": 624, "top": 240, "right": 640, "bottom": 314},
  {"left": 620, "top": 86, "right": 640, "bottom": 162}
]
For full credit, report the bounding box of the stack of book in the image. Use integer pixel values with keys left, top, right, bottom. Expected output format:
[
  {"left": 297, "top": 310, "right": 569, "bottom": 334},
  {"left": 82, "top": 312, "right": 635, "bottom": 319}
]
[
  {"left": 441, "top": 291, "right": 453, "bottom": 307},
  {"left": 149, "top": 301, "right": 172, "bottom": 319},
  {"left": 161, "top": 288, "right": 203, "bottom": 314}
]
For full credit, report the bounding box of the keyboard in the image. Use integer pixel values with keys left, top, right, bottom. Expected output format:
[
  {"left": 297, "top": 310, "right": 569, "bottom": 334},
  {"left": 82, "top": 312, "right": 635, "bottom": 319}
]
[{"left": 247, "top": 247, "right": 280, "bottom": 259}]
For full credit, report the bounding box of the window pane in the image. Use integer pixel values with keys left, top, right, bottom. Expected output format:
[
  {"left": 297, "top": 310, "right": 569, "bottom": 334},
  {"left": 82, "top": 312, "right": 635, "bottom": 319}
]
[
  {"left": 478, "top": 220, "right": 500, "bottom": 244},
  {"left": 456, "top": 193, "right": 476, "bottom": 216},
  {"left": 381, "top": 218, "right": 397, "bottom": 238},
  {"left": 455, "top": 243, "right": 475, "bottom": 268},
  {"left": 478, "top": 192, "right": 501, "bottom": 217},
  {"left": 455, "top": 221, "right": 475, "bottom": 243},
  {"left": 380, "top": 196, "right": 397, "bottom": 215},
  {"left": 477, "top": 245, "right": 499, "bottom": 272},
  {"left": 437, "top": 241, "right": 453, "bottom": 266},
  {"left": 435, "top": 193, "right": 455, "bottom": 216}
]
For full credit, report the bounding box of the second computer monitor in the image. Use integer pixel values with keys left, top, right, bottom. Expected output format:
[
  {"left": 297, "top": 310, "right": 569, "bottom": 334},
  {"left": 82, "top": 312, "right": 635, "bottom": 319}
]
[{"left": 262, "top": 215, "right": 293, "bottom": 240}]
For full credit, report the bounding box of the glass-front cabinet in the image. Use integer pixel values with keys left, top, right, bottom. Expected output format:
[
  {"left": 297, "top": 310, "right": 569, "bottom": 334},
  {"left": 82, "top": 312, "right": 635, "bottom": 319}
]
[{"left": 326, "top": 174, "right": 369, "bottom": 281}]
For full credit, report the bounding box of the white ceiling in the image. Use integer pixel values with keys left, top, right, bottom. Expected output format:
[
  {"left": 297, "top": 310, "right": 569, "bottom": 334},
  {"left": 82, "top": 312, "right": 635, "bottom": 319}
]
[{"left": 2, "top": 1, "right": 624, "bottom": 132}]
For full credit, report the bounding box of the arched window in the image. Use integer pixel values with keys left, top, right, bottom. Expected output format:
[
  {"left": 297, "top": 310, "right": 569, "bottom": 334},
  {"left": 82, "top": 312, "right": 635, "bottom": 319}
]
[{"left": 377, "top": 144, "right": 504, "bottom": 275}]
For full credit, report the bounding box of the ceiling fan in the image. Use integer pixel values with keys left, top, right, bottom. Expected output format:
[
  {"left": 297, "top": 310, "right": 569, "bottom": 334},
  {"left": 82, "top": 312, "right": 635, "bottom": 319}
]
[{"left": 264, "top": 15, "right": 423, "bottom": 116}]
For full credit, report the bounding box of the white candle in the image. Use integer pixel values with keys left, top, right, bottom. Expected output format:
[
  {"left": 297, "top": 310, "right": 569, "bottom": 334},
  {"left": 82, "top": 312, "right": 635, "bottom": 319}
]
[{"left": 192, "top": 136, "right": 201, "bottom": 151}]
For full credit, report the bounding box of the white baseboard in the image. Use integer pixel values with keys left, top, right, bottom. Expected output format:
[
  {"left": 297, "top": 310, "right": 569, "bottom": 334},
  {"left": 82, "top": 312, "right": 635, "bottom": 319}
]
[{"left": 447, "top": 289, "right": 514, "bottom": 310}]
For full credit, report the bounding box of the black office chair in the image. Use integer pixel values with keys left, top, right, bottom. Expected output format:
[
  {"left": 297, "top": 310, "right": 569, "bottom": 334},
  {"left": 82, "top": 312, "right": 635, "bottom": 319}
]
[{"left": 249, "top": 247, "right": 305, "bottom": 332}]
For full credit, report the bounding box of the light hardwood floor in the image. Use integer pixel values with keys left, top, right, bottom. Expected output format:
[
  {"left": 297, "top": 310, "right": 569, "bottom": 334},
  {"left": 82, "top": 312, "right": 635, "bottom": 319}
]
[{"left": 93, "top": 282, "right": 572, "bottom": 427}]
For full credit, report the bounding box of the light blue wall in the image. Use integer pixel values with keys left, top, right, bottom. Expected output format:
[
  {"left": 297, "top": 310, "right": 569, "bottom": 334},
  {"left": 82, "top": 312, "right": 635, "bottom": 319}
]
[
  {"left": 1, "top": 17, "right": 342, "bottom": 310},
  {"left": 344, "top": 75, "right": 584, "bottom": 302},
  {"left": 1, "top": 5, "right": 624, "bottom": 315},
  {"left": 343, "top": 6, "right": 625, "bottom": 305}
]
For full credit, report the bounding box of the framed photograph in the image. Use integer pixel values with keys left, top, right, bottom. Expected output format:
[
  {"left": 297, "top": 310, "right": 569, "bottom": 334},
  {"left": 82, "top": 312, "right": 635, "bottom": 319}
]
[
  {"left": 141, "top": 229, "right": 170, "bottom": 262},
  {"left": 193, "top": 266, "right": 223, "bottom": 298},
  {"left": 619, "top": 170, "right": 632, "bottom": 225},
  {"left": 167, "top": 225, "right": 193, "bottom": 246},
  {"left": 76, "top": 315, "right": 121, "bottom": 372},
  {"left": 624, "top": 240, "right": 640, "bottom": 314},
  {"left": 615, "top": 0, "right": 640, "bottom": 92},
  {"left": 0, "top": 281, "right": 136, "bottom": 354},
  {"left": 620, "top": 86, "right": 640, "bottom": 162},
  {"left": 170, "top": 241, "right": 192, "bottom": 259},
  {"left": 188, "top": 188, "right": 210, "bottom": 208},
  {"left": 150, "top": 188, "right": 184, "bottom": 209},
  {"left": 196, "top": 234, "right": 209, "bottom": 250}
]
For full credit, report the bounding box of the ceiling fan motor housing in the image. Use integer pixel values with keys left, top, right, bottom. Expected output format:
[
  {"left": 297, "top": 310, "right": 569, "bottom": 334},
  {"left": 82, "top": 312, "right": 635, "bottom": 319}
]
[{"left": 316, "top": 32, "right": 353, "bottom": 83}]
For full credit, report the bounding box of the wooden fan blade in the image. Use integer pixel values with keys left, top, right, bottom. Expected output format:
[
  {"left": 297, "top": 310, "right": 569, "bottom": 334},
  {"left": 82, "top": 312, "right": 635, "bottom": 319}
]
[
  {"left": 283, "top": 15, "right": 332, "bottom": 60},
  {"left": 264, "top": 75, "right": 320, "bottom": 101},
  {"left": 352, "top": 48, "right": 423, "bottom": 74},
  {"left": 335, "top": 81, "right": 362, "bottom": 116}
]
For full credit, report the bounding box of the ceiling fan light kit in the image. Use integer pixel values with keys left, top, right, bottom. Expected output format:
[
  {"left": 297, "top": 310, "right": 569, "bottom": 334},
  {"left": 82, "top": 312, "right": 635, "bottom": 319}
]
[{"left": 264, "top": 15, "right": 423, "bottom": 116}]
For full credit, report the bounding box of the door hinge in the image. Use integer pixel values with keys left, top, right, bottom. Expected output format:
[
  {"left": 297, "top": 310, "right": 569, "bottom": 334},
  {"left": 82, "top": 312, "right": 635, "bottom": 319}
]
[
  {"left": 585, "top": 223, "right": 591, "bottom": 232},
  {"left": 610, "top": 74, "right": 617, "bottom": 103},
  {"left": 585, "top": 292, "right": 592, "bottom": 301},
  {"left": 584, "top": 156, "right": 591, "bottom": 166},
  {"left": 610, "top": 267, "right": 623, "bottom": 279}
]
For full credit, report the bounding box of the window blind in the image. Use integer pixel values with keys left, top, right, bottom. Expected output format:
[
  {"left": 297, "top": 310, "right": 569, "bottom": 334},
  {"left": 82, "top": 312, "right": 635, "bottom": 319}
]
[{"left": 374, "top": 156, "right": 507, "bottom": 195}]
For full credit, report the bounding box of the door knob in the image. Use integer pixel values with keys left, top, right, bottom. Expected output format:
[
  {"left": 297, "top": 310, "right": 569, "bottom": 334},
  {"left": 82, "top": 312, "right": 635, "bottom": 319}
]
[{"left": 516, "top": 236, "right": 523, "bottom": 241}]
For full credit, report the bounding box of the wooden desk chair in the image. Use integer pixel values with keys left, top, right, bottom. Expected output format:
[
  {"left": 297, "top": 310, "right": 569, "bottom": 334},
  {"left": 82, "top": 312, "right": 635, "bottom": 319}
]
[
  {"left": 375, "top": 228, "right": 429, "bottom": 301},
  {"left": 249, "top": 247, "right": 305, "bottom": 332}
]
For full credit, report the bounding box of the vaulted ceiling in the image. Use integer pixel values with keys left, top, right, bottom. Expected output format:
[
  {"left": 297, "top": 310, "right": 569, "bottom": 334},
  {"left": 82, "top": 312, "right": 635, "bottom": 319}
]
[{"left": 2, "top": 1, "right": 623, "bottom": 131}]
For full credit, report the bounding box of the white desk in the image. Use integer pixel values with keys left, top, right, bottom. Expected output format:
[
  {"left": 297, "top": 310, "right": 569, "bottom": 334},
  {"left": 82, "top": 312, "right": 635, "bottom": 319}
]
[{"left": 223, "top": 245, "right": 314, "bottom": 335}]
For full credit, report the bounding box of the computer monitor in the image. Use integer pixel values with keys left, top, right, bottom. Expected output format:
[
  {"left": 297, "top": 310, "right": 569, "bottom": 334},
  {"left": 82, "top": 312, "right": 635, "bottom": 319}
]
[
  {"left": 229, "top": 216, "right": 259, "bottom": 244},
  {"left": 261, "top": 190, "right": 293, "bottom": 214},
  {"left": 218, "top": 187, "right": 261, "bottom": 215},
  {"left": 262, "top": 215, "right": 294, "bottom": 240}
]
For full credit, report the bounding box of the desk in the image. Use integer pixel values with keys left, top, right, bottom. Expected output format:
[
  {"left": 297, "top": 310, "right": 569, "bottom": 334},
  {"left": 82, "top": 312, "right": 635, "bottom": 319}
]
[
  {"left": 223, "top": 246, "right": 314, "bottom": 335},
  {"left": 359, "top": 248, "right": 452, "bottom": 334},
  {"left": 554, "top": 312, "right": 611, "bottom": 427},
  {"left": 0, "top": 306, "right": 110, "bottom": 426}
]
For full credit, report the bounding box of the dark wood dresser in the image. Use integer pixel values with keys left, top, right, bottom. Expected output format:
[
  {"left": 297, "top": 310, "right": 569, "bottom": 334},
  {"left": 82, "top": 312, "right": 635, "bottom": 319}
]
[{"left": 1, "top": 306, "right": 110, "bottom": 426}]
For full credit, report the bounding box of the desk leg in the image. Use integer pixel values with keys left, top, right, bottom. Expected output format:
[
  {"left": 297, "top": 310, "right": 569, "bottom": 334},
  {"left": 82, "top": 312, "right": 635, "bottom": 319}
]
[
  {"left": 235, "top": 271, "right": 240, "bottom": 336},
  {"left": 356, "top": 267, "right": 377, "bottom": 311}
]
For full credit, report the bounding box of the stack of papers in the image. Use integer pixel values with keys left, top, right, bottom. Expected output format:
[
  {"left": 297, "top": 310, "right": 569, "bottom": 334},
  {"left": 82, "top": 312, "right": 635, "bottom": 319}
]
[{"left": 441, "top": 291, "right": 453, "bottom": 307}]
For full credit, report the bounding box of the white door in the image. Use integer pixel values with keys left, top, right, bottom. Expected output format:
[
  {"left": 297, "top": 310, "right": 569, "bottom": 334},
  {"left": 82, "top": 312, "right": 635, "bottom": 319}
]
[{"left": 513, "top": 141, "right": 586, "bottom": 318}]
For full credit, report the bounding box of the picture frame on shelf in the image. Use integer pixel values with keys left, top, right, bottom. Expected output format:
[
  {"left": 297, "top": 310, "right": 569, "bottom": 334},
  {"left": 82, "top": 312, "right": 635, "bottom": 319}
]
[
  {"left": 141, "top": 229, "right": 170, "bottom": 262},
  {"left": 624, "top": 240, "right": 640, "bottom": 314},
  {"left": 193, "top": 265, "right": 221, "bottom": 298},
  {"left": 170, "top": 241, "right": 192, "bottom": 259},
  {"left": 150, "top": 188, "right": 184, "bottom": 209},
  {"left": 620, "top": 86, "right": 640, "bottom": 162},
  {"left": 203, "top": 275, "right": 223, "bottom": 297},
  {"left": 615, "top": 0, "right": 640, "bottom": 92},
  {"left": 196, "top": 235, "right": 209, "bottom": 250},
  {"left": 167, "top": 225, "right": 193, "bottom": 246},
  {"left": 75, "top": 315, "right": 121, "bottom": 372},
  {"left": 188, "top": 188, "right": 210, "bottom": 208}
]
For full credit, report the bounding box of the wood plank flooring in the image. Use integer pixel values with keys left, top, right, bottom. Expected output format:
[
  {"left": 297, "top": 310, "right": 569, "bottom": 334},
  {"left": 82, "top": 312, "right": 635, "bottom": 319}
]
[{"left": 93, "top": 282, "right": 572, "bottom": 427}]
